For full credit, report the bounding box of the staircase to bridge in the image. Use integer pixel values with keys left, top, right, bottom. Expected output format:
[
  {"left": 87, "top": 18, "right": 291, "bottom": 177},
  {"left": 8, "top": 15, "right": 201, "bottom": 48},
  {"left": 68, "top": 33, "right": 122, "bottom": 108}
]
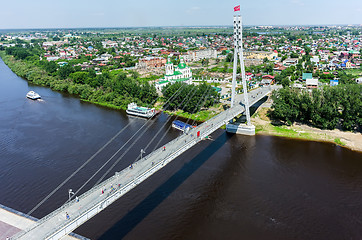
[{"left": 12, "top": 86, "right": 276, "bottom": 240}]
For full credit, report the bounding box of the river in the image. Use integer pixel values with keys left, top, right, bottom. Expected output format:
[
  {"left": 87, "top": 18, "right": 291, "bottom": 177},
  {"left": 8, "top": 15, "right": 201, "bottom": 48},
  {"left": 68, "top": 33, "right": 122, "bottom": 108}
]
[{"left": 0, "top": 57, "right": 362, "bottom": 240}]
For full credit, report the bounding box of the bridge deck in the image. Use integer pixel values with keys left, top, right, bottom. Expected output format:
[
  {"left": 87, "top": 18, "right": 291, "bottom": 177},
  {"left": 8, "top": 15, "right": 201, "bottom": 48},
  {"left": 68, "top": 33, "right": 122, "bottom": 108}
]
[{"left": 13, "top": 86, "right": 276, "bottom": 240}]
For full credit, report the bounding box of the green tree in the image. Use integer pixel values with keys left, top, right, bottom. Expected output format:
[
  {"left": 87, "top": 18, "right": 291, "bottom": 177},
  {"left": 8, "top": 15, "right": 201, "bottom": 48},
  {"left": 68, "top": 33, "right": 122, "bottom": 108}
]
[
  {"left": 58, "top": 64, "right": 74, "bottom": 79},
  {"left": 162, "top": 83, "right": 219, "bottom": 113},
  {"left": 270, "top": 87, "right": 300, "bottom": 125},
  {"left": 43, "top": 61, "right": 58, "bottom": 73},
  {"left": 226, "top": 53, "right": 233, "bottom": 62}
]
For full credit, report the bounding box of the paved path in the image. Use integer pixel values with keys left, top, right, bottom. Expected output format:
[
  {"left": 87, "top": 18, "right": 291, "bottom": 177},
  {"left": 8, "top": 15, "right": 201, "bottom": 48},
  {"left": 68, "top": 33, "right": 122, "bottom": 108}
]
[{"left": 0, "top": 206, "right": 83, "bottom": 240}]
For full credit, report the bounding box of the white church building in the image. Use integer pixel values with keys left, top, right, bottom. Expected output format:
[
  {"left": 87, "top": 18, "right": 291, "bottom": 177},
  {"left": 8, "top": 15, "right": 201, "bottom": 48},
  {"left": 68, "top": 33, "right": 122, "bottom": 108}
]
[{"left": 156, "top": 57, "right": 192, "bottom": 89}]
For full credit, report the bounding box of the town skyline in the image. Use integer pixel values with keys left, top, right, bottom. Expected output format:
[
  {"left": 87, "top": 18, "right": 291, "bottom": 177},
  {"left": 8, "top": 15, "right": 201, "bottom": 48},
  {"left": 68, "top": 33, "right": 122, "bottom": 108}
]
[{"left": 1, "top": 0, "right": 361, "bottom": 29}]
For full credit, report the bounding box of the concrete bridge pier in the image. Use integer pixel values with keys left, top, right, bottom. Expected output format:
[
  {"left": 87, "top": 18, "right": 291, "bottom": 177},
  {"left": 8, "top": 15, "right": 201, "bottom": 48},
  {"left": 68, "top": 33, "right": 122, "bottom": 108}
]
[{"left": 226, "top": 122, "right": 255, "bottom": 136}]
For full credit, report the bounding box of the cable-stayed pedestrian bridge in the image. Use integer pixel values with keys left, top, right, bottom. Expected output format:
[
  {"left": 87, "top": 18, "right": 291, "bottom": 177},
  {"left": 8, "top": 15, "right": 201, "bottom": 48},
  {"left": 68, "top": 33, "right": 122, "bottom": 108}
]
[{"left": 12, "top": 86, "right": 275, "bottom": 240}]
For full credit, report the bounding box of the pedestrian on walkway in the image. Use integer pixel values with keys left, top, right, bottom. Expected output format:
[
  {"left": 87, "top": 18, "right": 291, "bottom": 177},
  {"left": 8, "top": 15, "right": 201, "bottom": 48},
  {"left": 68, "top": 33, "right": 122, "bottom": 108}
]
[
  {"left": 102, "top": 189, "right": 104, "bottom": 194},
  {"left": 76, "top": 196, "right": 79, "bottom": 202},
  {"left": 66, "top": 212, "right": 70, "bottom": 220},
  {"left": 163, "top": 146, "right": 166, "bottom": 151}
]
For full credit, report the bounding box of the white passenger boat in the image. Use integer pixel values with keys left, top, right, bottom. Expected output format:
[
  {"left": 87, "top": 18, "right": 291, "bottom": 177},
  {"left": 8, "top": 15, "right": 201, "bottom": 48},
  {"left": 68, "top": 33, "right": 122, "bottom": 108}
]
[
  {"left": 26, "top": 91, "right": 41, "bottom": 100},
  {"left": 126, "top": 102, "right": 156, "bottom": 118}
]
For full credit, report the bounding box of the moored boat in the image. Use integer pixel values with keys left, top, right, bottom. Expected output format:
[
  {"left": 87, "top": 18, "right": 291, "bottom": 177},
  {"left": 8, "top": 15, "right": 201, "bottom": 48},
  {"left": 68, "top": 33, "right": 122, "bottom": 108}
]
[
  {"left": 126, "top": 102, "right": 156, "bottom": 118},
  {"left": 26, "top": 91, "right": 41, "bottom": 100}
]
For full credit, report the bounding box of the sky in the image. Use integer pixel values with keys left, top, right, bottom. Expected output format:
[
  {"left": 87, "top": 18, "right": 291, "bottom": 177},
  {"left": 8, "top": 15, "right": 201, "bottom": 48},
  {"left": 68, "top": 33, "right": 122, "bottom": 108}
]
[{"left": 0, "top": 0, "right": 361, "bottom": 29}]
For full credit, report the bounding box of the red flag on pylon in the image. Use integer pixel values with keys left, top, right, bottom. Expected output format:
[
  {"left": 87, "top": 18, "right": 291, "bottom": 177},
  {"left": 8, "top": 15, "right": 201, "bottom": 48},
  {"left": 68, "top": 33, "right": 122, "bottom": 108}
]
[{"left": 234, "top": 5, "right": 240, "bottom": 11}]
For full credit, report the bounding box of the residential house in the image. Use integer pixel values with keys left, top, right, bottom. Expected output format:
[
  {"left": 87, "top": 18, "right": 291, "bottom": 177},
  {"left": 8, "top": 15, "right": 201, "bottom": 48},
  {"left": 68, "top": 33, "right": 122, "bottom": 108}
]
[
  {"left": 260, "top": 75, "right": 275, "bottom": 85},
  {"left": 137, "top": 57, "right": 166, "bottom": 69},
  {"left": 283, "top": 58, "right": 299, "bottom": 66},
  {"left": 302, "top": 73, "right": 313, "bottom": 81},
  {"left": 311, "top": 56, "right": 320, "bottom": 65},
  {"left": 183, "top": 49, "right": 217, "bottom": 62},
  {"left": 306, "top": 78, "right": 318, "bottom": 89},
  {"left": 330, "top": 80, "right": 339, "bottom": 86},
  {"left": 274, "top": 63, "right": 286, "bottom": 73}
]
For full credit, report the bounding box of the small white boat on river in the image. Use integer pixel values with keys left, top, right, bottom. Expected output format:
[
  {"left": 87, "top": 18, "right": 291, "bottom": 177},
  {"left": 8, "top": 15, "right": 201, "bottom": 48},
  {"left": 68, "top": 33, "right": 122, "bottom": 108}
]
[{"left": 26, "top": 91, "right": 41, "bottom": 100}]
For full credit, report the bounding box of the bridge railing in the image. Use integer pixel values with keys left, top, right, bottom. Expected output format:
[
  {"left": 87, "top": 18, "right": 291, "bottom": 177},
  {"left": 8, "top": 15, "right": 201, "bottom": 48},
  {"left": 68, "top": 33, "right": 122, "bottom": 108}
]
[
  {"left": 14, "top": 87, "right": 276, "bottom": 239},
  {"left": 15, "top": 105, "right": 244, "bottom": 239},
  {"left": 13, "top": 159, "right": 135, "bottom": 239},
  {"left": 41, "top": 113, "right": 237, "bottom": 239}
]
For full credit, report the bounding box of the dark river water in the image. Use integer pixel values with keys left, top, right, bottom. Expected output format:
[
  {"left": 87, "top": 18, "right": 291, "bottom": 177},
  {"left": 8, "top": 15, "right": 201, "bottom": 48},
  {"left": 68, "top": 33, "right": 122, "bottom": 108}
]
[{"left": 0, "top": 57, "right": 362, "bottom": 240}]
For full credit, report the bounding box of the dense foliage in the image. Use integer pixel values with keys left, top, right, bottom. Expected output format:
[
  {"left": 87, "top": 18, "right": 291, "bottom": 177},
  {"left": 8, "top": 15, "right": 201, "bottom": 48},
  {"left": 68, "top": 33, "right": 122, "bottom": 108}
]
[
  {"left": 0, "top": 51, "right": 158, "bottom": 110},
  {"left": 270, "top": 85, "right": 362, "bottom": 131},
  {"left": 162, "top": 82, "right": 219, "bottom": 113}
]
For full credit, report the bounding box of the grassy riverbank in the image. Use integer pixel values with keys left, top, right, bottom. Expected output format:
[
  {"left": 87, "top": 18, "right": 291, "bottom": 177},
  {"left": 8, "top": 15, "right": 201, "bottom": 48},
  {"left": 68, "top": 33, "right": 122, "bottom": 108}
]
[
  {"left": 252, "top": 107, "right": 362, "bottom": 152},
  {"left": 164, "top": 103, "right": 223, "bottom": 122},
  {"left": 0, "top": 51, "right": 157, "bottom": 111},
  {"left": 0, "top": 51, "right": 222, "bottom": 122}
]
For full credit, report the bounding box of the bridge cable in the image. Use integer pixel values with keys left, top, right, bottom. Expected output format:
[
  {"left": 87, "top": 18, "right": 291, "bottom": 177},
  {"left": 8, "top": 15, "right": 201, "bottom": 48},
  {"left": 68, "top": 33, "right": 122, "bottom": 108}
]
[
  {"left": 145, "top": 84, "right": 212, "bottom": 154},
  {"left": 91, "top": 84, "right": 199, "bottom": 187},
  {"left": 26, "top": 84, "right": 184, "bottom": 215},
  {"left": 65, "top": 83, "right": 189, "bottom": 202},
  {"left": 26, "top": 122, "right": 131, "bottom": 216},
  {"left": 187, "top": 85, "right": 213, "bottom": 127},
  {"left": 150, "top": 84, "right": 202, "bottom": 153},
  {"left": 139, "top": 84, "right": 208, "bottom": 158}
]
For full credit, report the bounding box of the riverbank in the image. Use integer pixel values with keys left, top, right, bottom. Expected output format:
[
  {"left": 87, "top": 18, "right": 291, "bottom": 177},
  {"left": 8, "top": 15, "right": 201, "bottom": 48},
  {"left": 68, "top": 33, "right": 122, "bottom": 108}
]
[
  {"left": 163, "top": 103, "right": 224, "bottom": 123},
  {"left": 0, "top": 52, "right": 157, "bottom": 111},
  {"left": 0, "top": 52, "right": 219, "bottom": 122},
  {"left": 2, "top": 52, "right": 361, "bottom": 151},
  {"left": 252, "top": 106, "right": 362, "bottom": 152}
]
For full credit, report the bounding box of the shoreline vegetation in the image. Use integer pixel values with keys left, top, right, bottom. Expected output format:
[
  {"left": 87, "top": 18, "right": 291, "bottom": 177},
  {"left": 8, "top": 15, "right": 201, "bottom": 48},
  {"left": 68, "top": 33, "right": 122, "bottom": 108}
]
[
  {"left": 1, "top": 52, "right": 361, "bottom": 152},
  {"left": 0, "top": 51, "right": 158, "bottom": 111},
  {"left": 0, "top": 51, "right": 219, "bottom": 122},
  {"left": 252, "top": 106, "right": 362, "bottom": 153}
]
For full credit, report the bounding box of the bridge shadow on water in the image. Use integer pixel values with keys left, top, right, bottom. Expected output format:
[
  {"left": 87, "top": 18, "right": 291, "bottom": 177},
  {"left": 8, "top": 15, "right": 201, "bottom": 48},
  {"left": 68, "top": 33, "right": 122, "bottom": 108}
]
[{"left": 98, "top": 133, "right": 229, "bottom": 240}]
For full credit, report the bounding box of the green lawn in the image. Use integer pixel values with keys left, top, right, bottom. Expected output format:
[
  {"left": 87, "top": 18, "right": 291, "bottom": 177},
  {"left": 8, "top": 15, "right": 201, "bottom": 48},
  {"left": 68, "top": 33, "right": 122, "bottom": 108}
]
[
  {"left": 343, "top": 68, "right": 362, "bottom": 76},
  {"left": 164, "top": 109, "right": 218, "bottom": 122}
]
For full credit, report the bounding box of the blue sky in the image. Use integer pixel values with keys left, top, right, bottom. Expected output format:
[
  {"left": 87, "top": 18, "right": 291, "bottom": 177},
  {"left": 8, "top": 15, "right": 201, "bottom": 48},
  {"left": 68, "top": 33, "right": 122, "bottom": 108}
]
[{"left": 0, "top": 0, "right": 361, "bottom": 29}]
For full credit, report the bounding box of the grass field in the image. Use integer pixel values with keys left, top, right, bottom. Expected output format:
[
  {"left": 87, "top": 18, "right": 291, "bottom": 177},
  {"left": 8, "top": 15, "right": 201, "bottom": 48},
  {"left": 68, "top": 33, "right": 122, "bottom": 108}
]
[{"left": 343, "top": 68, "right": 362, "bottom": 76}]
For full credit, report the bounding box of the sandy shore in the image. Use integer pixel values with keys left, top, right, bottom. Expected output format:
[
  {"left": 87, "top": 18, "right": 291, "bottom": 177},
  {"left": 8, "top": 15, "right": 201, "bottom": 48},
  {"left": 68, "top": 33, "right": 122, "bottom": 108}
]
[{"left": 252, "top": 107, "right": 362, "bottom": 153}]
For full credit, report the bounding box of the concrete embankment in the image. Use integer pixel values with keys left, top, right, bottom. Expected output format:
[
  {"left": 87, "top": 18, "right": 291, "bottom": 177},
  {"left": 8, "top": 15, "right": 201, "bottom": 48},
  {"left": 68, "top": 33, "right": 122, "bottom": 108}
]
[{"left": 0, "top": 204, "right": 88, "bottom": 240}]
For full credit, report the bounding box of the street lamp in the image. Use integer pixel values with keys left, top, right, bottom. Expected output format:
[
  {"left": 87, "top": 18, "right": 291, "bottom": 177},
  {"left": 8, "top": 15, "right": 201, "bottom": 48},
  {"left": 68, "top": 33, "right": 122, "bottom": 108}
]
[
  {"left": 68, "top": 189, "right": 75, "bottom": 201},
  {"left": 140, "top": 149, "right": 145, "bottom": 160}
]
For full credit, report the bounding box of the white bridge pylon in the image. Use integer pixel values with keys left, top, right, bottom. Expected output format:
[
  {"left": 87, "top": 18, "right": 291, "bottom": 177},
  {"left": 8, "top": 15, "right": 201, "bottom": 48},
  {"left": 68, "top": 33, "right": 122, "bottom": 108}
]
[{"left": 230, "top": 14, "right": 251, "bottom": 126}]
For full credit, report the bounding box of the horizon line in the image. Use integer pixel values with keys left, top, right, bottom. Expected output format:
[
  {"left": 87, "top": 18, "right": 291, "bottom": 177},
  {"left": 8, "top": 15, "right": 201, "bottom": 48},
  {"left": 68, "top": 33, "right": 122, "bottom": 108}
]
[{"left": 1, "top": 23, "right": 362, "bottom": 31}]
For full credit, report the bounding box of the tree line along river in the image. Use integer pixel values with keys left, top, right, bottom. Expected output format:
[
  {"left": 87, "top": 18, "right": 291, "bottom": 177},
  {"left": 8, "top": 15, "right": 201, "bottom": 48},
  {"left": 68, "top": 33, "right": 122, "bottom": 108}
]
[{"left": 0, "top": 57, "right": 362, "bottom": 240}]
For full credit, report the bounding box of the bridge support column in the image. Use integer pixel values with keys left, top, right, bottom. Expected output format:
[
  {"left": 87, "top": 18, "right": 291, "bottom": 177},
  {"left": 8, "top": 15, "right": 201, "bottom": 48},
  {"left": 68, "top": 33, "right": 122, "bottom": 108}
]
[
  {"left": 226, "top": 13, "right": 255, "bottom": 136},
  {"left": 226, "top": 123, "right": 255, "bottom": 135}
]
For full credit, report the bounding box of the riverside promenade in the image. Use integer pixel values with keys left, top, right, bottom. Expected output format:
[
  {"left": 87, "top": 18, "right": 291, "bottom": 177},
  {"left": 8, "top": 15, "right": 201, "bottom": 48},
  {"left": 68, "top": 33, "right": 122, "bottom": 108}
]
[{"left": 0, "top": 204, "right": 88, "bottom": 240}]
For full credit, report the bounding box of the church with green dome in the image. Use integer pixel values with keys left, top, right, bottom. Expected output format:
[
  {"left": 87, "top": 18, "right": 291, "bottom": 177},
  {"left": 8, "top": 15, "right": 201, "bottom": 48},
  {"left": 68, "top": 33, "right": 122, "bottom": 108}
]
[{"left": 156, "top": 56, "right": 192, "bottom": 89}]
